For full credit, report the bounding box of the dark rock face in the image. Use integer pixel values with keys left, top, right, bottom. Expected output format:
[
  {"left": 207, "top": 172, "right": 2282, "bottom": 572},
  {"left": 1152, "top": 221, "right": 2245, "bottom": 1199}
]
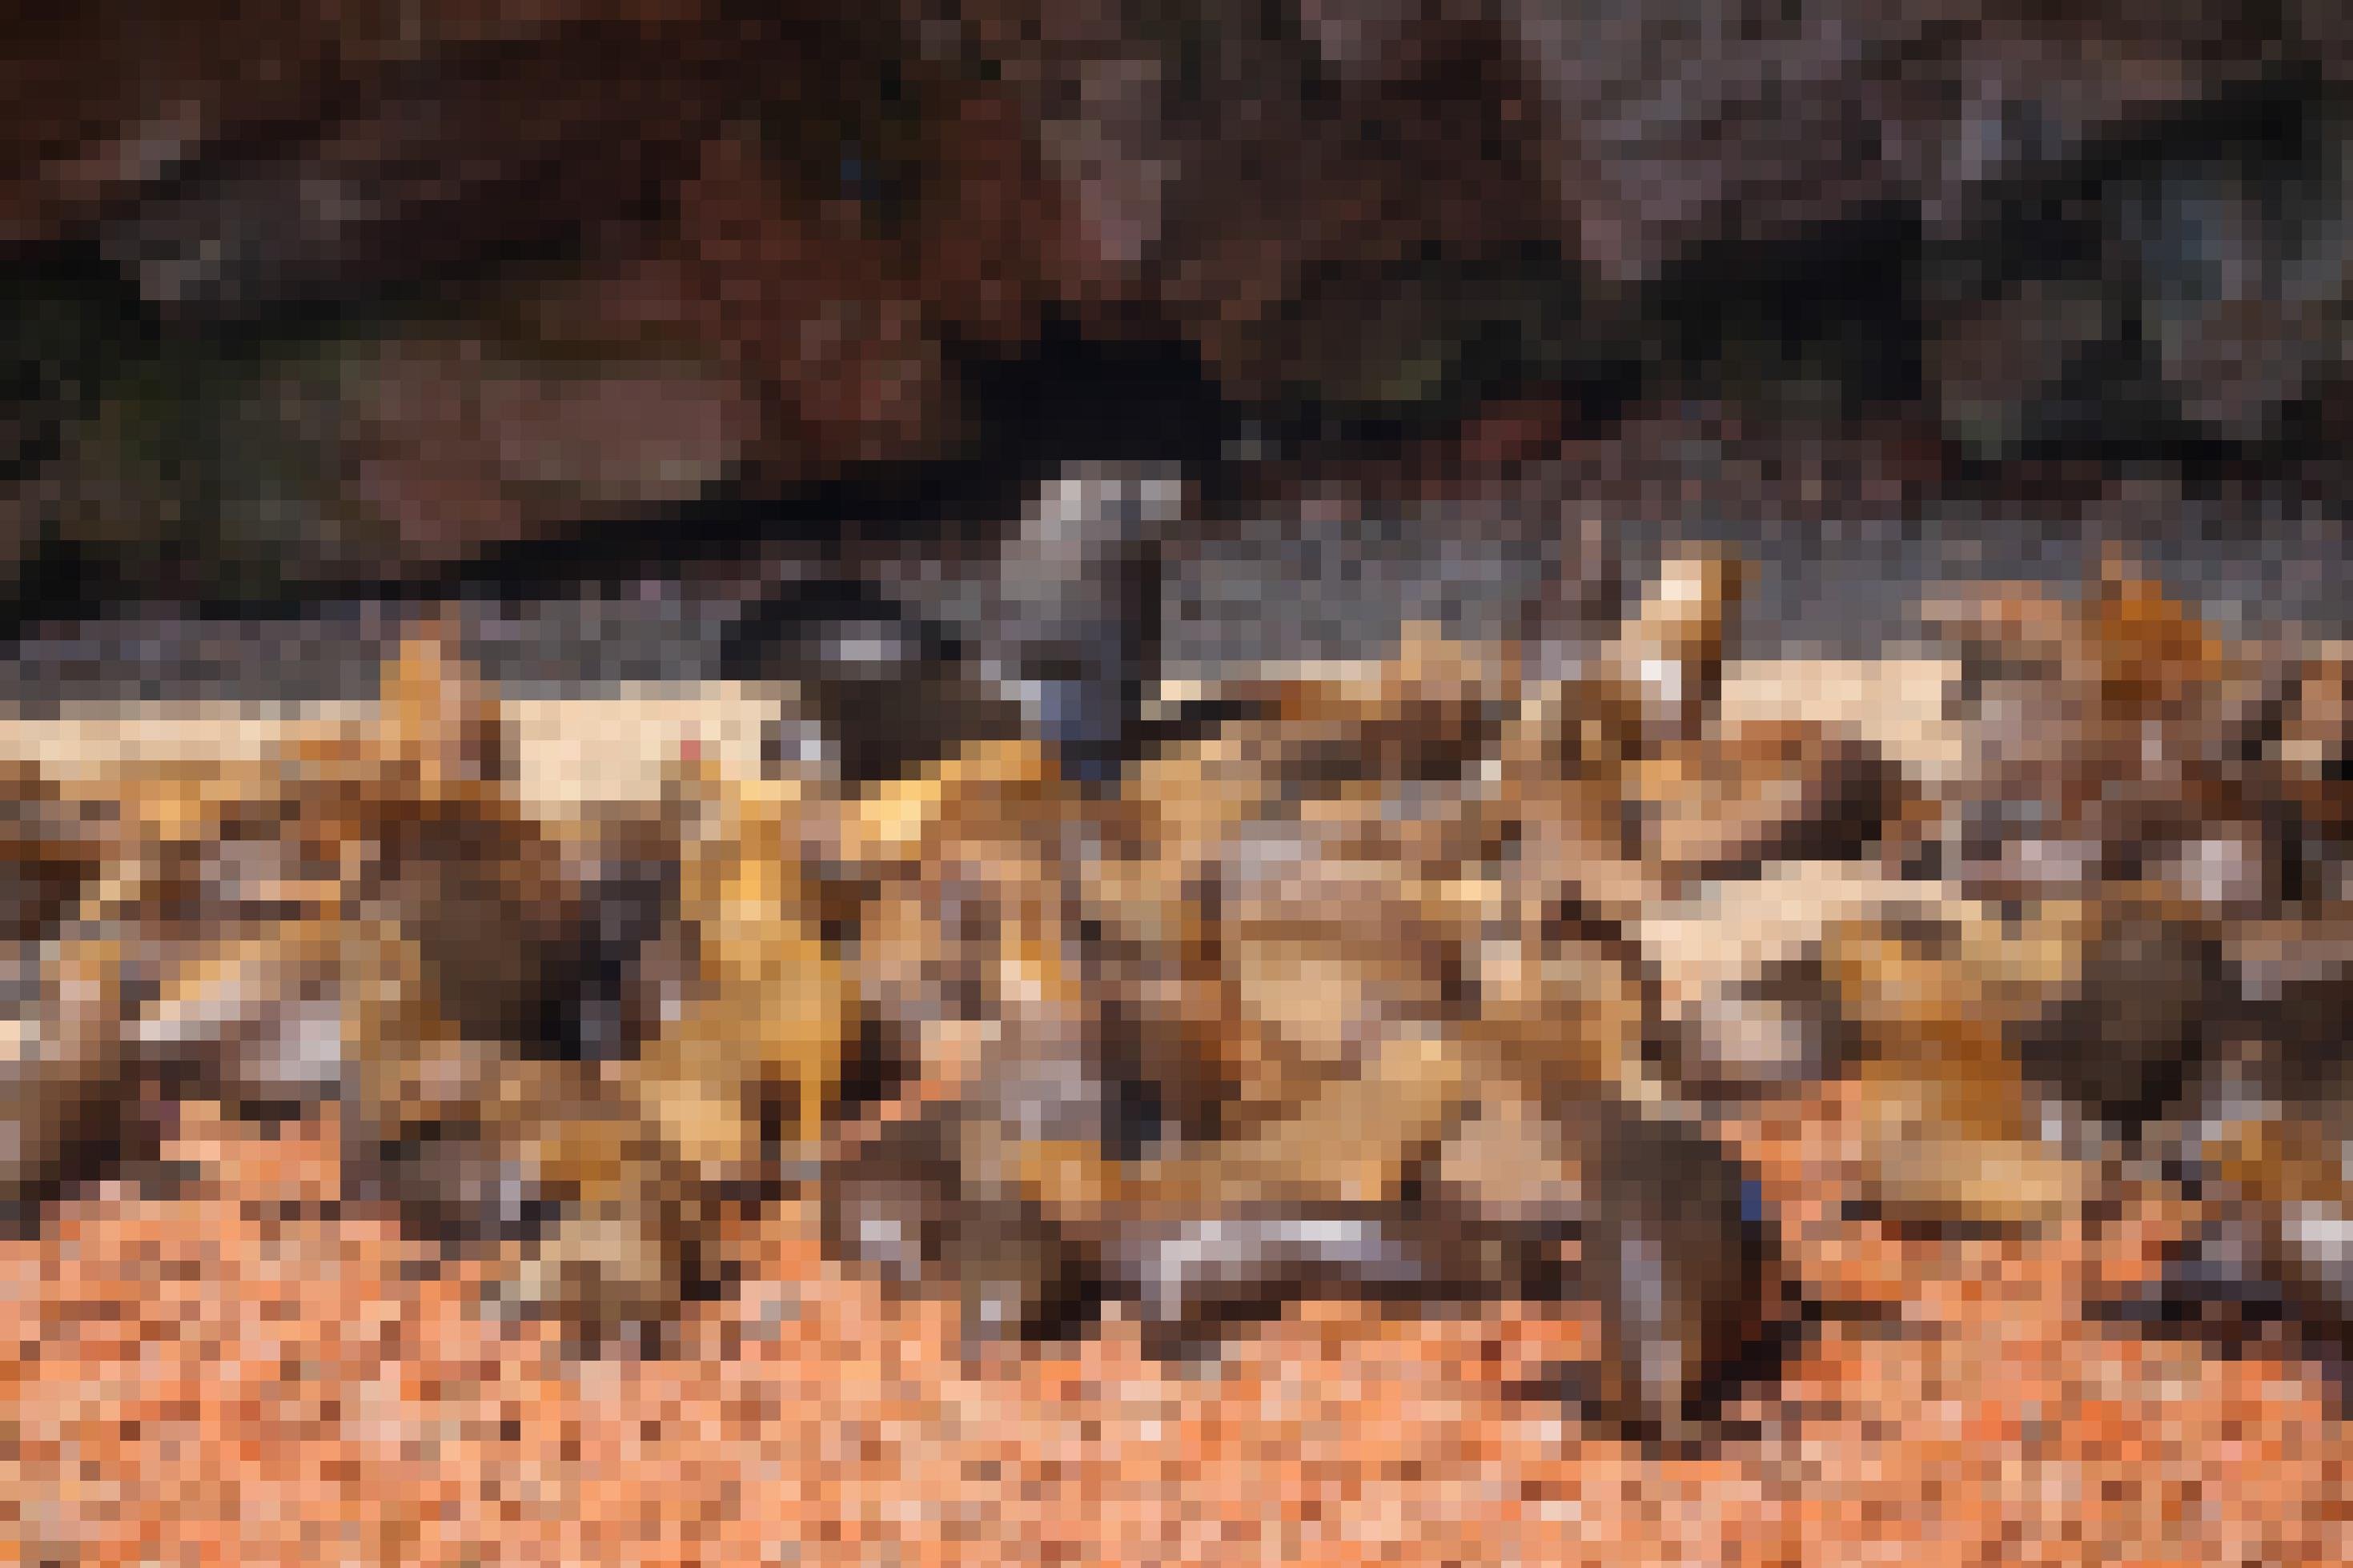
[{"left": 0, "top": 2, "right": 2345, "bottom": 642}]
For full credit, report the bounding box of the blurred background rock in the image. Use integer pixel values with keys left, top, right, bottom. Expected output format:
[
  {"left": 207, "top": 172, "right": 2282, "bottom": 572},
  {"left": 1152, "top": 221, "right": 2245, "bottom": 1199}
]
[{"left": 0, "top": 1, "right": 2347, "bottom": 692}]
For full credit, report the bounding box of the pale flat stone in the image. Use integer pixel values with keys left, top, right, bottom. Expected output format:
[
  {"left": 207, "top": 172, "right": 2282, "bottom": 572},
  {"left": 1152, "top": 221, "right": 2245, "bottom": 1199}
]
[{"left": 0, "top": 683, "right": 801, "bottom": 816}]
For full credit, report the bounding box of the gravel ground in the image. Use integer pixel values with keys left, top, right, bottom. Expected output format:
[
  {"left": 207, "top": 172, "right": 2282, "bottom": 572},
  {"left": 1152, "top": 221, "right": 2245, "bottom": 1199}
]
[
  {"left": 2, "top": 483, "right": 2347, "bottom": 710},
  {"left": 5, "top": 1089, "right": 2344, "bottom": 1567}
]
